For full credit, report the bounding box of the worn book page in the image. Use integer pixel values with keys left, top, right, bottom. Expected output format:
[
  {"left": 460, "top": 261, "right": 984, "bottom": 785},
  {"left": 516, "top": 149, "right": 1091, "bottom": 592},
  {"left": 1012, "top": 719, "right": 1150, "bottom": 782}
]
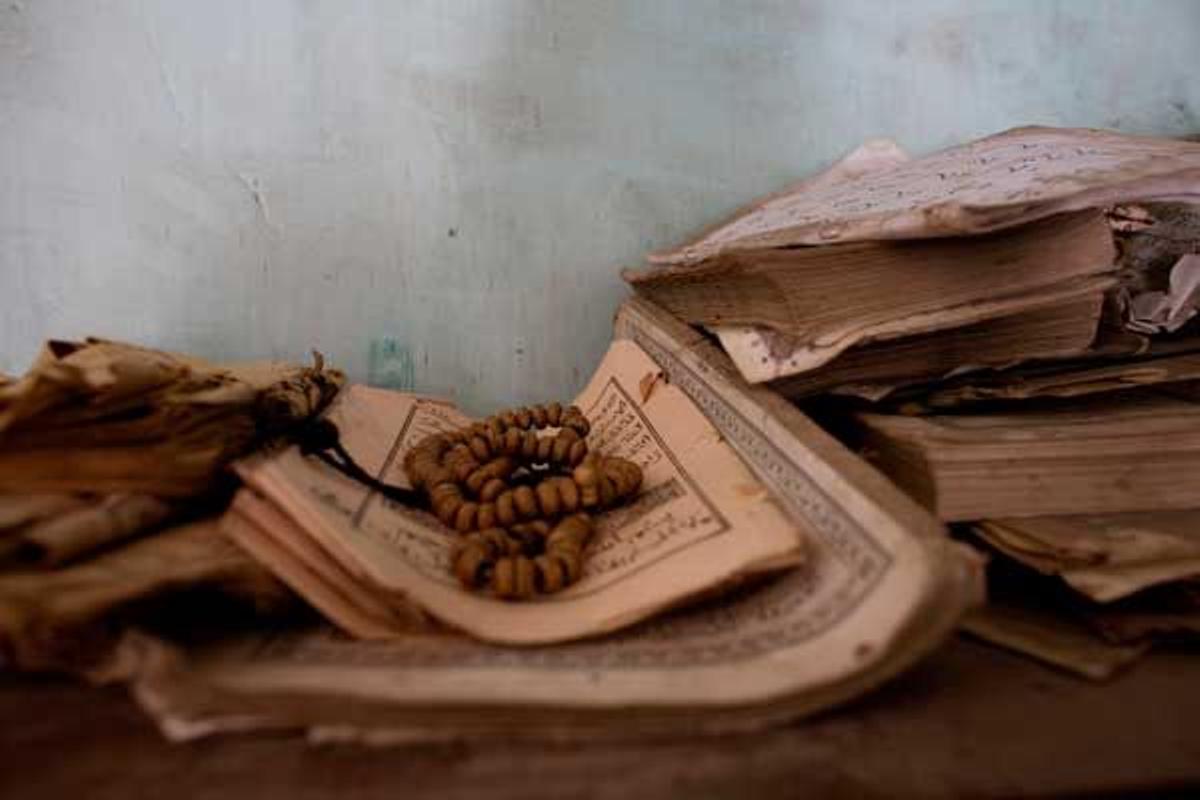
[
  {"left": 0, "top": 339, "right": 342, "bottom": 496},
  {"left": 1126, "top": 254, "right": 1200, "bottom": 334},
  {"left": 0, "top": 493, "right": 90, "bottom": 532},
  {"left": 611, "top": 297, "right": 983, "bottom": 676},
  {"left": 856, "top": 392, "right": 1200, "bottom": 520},
  {"left": 235, "top": 340, "right": 805, "bottom": 645},
  {"left": 961, "top": 604, "right": 1149, "bottom": 681},
  {"left": 0, "top": 519, "right": 290, "bottom": 673},
  {"left": 707, "top": 138, "right": 914, "bottom": 384},
  {"left": 628, "top": 211, "right": 1117, "bottom": 372},
  {"left": 1081, "top": 581, "right": 1200, "bottom": 644},
  {"left": 669, "top": 138, "right": 912, "bottom": 270},
  {"left": 15, "top": 494, "right": 177, "bottom": 567},
  {"left": 650, "top": 126, "right": 1200, "bottom": 264},
  {"left": 909, "top": 347, "right": 1200, "bottom": 410},
  {"left": 222, "top": 494, "right": 434, "bottom": 640},
  {"left": 122, "top": 298, "right": 981, "bottom": 744},
  {"left": 974, "top": 513, "right": 1200, "bottom": 603},
  {"left": 717, "top": 295, "right": 1103, "bottom": 388}
]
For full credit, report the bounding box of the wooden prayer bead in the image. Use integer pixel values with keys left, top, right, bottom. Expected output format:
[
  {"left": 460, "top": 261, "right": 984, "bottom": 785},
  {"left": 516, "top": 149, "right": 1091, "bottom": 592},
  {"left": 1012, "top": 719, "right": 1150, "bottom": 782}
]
[
  {"left": 404, "top": 402, "right": 642, "bottom": 601},
  {"left": 450, "top": 513, "right": 596, "bottom": 600}
]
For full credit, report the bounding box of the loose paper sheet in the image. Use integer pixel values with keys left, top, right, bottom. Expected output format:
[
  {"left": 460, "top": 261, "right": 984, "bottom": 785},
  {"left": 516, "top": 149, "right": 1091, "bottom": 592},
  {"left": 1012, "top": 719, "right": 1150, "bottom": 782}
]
[
  {"left": 1126, "top": 254, "right": 1200, "bottom": 334},
  {"left": 961, "top": 604, "right": 1148, "bottom": 681},
  {"left": 975, "top": 512, "right": 1200, "bottom": 603}
]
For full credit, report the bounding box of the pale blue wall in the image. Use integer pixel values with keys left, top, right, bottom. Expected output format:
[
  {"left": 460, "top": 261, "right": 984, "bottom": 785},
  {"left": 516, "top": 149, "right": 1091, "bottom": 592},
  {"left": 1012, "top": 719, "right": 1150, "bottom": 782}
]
[{"left": 3, "top": 0, "right": 1199, "bottom": 412}]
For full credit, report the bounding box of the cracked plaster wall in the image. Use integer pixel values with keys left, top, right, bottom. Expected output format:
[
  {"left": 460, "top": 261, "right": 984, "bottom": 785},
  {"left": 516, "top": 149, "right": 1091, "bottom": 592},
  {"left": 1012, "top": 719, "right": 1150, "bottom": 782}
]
[{"left": 2, "top": 0, "right": 1199, "bottom": 411}]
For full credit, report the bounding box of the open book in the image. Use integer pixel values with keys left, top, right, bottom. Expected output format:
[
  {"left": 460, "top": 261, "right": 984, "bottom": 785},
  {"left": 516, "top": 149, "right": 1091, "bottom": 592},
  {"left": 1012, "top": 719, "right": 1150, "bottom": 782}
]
[
  {"left": 121, "top": 297, "right": 981, "bottom": 743},
  {"left": 224, "top": 338, "right": 806, "bottom": 645}
]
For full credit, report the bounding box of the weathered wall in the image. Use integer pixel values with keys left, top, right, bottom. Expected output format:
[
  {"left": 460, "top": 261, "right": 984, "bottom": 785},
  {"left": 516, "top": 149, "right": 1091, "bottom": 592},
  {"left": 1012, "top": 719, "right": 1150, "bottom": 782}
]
[{"left": 3, "top": 0, "right": 1199, "bottom": 412}]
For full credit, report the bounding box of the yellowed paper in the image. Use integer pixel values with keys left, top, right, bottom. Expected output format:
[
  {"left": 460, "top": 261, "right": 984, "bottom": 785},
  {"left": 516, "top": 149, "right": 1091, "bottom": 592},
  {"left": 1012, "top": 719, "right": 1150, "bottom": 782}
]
[
  {"left": 652, "top": 126, "right": 1200, "bottom": 263},
  {"left": 710, "top": 138, "right": 913, "bottom": 384},
  {"left": 236, "top": 339, "right": 805, "bottom": 645},
  {"left": 717, "top": 295, "right": 1104, "bottom": 387},
  {"left": 1126, "top": 254, "right": 1200, "bottom": 334},
  {"left": 0, "top": 493, "right": 91, "bottom": 533},
  {"left": 0, "top": 519, "right": 290, "bottom": 672},
  {"left": 17, "top": 494, "right": 176, "bottom": 566},
  {"left": 857, "top": 393, "right": 1200, "bottom": 521},
  {"left": 222, "top": 491, "right": 434, "bottom": 639},
  {"left": 0, "top": 339, "right": 342, "bottom": 496},
  {"left": 962, "top": 604, "right": 1148, "bottom": 681},
  {"left": 975, "top": 513, "right": 1200, "bottom": 602}
]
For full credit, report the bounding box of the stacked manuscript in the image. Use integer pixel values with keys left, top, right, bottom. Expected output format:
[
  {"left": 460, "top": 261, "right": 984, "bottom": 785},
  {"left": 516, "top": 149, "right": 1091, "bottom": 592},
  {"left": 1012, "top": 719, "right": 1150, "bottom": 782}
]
[
  {"left": 0, "top": 340, "right": 340, "bottom": 671},
  {"left": 625, "top": 127, "right": 1200, "bottom": 679}
]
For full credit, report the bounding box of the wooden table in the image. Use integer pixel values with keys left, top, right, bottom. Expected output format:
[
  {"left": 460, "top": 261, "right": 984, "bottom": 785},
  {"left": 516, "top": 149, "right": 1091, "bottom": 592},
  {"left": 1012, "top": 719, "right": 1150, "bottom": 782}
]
[{"left": 2, "top": 636, "right": 1197, "bottom": 799}]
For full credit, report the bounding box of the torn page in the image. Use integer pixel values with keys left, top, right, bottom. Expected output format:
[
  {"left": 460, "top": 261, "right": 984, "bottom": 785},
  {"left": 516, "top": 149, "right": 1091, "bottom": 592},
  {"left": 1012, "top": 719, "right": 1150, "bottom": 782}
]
[
  {"left": 1126, "top": 254, "right": 1200, "bottom": 334},
  {"left": 974, "top": 513, "right": 1200, "bottom": 603}
]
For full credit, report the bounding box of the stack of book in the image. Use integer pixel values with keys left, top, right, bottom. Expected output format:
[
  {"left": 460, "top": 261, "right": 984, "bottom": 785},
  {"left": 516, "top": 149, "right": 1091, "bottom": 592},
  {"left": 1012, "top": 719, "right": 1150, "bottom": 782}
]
[
  {"left": 0, "top": 339, "right": 340, "bottom": 672},
  {"left": 625, "top": 126, "right": 1200, "bottom": 679}
]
